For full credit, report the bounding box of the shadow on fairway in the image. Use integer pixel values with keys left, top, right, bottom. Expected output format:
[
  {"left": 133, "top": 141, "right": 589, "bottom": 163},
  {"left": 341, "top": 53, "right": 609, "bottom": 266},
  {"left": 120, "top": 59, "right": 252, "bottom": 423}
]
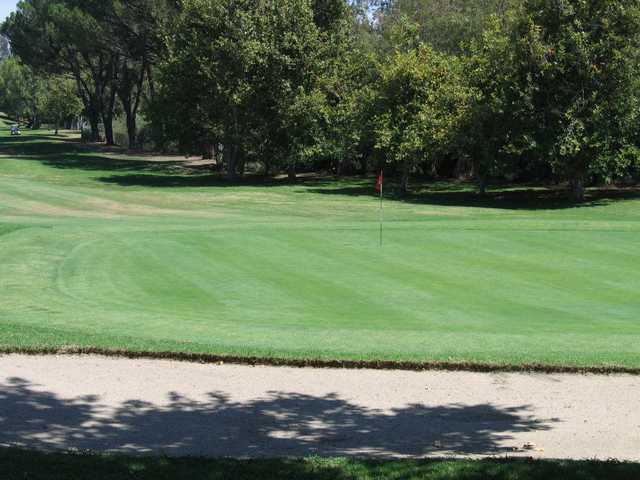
[
  {"left": 0, "top": 138, "right": 187, "bottom": 176},
  {"left": 97, "top": 172, "right": 334, "bottom": 188},
  {"left": 0, "top": 136, "right": 84, "bottom": 159},
  {"left": 305, "top": 181, "right": 640, "bottom": 211},
  {"left": 0, "top": 134, "right": 267, "bottom": 182},
  {"left": 98, "top": 173, "right": 640, "bottom": 210},
  {"left": 4, "top": 135, "right": 640, "bottom": 209},
  {"left": 0, "top": 377, "right": 554, "bottom": 458}
]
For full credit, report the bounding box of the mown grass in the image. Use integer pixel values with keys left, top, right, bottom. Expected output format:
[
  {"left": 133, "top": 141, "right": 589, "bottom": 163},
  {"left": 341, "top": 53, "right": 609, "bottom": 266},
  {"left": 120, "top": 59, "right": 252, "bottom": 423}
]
[
  {"left": 0, "top": 223, "right": 26, "bottom": 237},
  {"left": 1, "top": 118, "right": 640, "bottom": 368},
  {"left": 1, "top": 449, "right": 639, "bottom": 480}
]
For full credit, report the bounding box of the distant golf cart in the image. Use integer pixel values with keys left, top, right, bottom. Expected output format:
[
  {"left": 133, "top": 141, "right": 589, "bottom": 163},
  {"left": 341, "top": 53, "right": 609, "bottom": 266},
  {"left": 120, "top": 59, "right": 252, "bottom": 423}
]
[{"left": 10, "top": 125, "right": 21, "bottom": 136}]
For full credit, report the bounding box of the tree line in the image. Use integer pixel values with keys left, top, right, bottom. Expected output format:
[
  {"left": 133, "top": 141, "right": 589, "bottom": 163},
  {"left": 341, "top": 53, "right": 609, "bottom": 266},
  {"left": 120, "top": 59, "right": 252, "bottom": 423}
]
[
  {"left": 2, "top": 0, "right": 640, "bottom": 200},
  {"left": 0, "top": 55, "right": 83, "bottom": 132}
]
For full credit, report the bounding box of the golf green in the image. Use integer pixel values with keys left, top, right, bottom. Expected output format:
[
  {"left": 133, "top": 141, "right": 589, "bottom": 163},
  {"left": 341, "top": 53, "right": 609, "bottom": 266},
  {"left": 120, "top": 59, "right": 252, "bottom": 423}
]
[{"left": 1, "top": 117, "right": 639, "bottom": 368}]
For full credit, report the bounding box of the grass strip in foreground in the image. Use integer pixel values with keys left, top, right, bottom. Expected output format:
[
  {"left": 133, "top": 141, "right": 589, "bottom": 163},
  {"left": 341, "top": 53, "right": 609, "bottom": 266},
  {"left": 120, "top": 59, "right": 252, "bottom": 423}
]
[{"left": 1, "top": 449, "right": 639, "bottom": 480}]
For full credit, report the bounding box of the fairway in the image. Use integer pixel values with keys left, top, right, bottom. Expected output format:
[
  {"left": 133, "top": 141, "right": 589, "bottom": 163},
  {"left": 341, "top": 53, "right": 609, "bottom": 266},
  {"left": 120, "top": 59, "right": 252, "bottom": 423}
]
[{"left": 1, "top": 120, "right": 640, "bottom": 368}]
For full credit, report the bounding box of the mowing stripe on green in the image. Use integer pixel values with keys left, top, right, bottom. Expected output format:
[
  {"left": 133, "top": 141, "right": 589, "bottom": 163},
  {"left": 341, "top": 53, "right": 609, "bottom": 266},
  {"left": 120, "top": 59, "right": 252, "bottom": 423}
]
[{"left": 1, "top": 127, "right": 640, "bottom": 368}]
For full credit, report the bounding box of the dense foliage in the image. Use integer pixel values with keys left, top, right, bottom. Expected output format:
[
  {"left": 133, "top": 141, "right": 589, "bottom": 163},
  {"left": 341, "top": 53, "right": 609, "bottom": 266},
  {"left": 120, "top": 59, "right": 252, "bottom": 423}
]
[
  {"left": 0, "top": 56, "right": 82, "bottom": 130},
  {"left": 2, "top": 0, "right": 640, "bottom": 199}
]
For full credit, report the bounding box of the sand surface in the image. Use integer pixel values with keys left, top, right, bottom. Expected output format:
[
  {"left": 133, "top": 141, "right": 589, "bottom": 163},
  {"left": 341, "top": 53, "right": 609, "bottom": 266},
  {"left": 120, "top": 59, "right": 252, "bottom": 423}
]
[{"left": 1, "top": 355, "right": 638, "bottom": 459}]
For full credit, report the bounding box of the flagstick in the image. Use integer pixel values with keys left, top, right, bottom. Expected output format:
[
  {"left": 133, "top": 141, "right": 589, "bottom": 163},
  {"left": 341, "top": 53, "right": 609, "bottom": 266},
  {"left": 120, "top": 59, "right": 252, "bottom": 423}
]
[{"left": 379, "top": 171, "right": 383, "bottom": 247}]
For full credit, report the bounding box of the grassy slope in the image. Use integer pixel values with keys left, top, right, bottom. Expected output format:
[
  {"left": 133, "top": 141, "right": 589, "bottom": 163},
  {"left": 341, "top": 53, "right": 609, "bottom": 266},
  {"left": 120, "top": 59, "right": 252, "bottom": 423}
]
[
  {"left": 2, "top": 449, "right": 640, "bottom": 480},
  {"left": 1, "top": 118, "right": 639, "bottom": 367}
]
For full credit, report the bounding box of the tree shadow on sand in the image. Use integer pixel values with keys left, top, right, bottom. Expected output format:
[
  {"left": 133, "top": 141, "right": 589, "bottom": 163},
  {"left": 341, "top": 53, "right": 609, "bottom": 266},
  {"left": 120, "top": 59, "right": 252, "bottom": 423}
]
[{"left": 0, "top": 377, "right": 555, "bottom": 458}]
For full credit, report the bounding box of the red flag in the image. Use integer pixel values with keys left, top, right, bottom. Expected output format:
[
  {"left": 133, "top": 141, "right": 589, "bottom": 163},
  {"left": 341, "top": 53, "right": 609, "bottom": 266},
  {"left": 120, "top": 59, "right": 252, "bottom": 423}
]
[{"left": 375, "top": 171, "right": 383, "bottom": 193}]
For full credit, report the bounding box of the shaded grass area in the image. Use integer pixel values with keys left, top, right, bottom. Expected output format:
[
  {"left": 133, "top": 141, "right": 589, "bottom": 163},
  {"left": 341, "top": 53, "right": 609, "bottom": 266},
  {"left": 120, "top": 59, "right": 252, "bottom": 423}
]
[
  {"left": 1, "top": 449, "right": 639, "bottom": 480},
  {"left": 308, "top": 181, "right": 640, "bottom": 211},
  {"left": 3, "top": 126, "right": 640, "bottom": 209},
  {"left": 0, "top": 223, "right": 27, "bottom": 237}
]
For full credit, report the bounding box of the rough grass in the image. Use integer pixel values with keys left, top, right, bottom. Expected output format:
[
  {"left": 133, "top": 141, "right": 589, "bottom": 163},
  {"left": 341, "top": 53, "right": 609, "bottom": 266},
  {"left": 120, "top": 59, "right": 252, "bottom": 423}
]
[
  {"left": 1, "top": 449, "right": 639, "bottom": 480},
  {"left": 1, "top": 121, "right": 640, "bottom": 369}
]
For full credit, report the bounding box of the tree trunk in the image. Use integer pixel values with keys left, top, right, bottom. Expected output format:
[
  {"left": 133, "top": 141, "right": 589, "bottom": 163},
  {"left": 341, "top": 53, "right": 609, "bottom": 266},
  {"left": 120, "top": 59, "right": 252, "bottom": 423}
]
[
  {"left": 288, "top": 162, "right": 297, "bottom": 182},
  {"left": 215, "top": 144, "right": 224, "bottom": 172},
  {"left": 103, "top": 73, "right": 118, "bottom": 145},
  {"left": 359, "top": 149, "right": 369, "bottom": 175},
  {"left": 569, "top": 176, "right": 585, "bottom": 202},
  {"left": 118, "top": 62, "right": 146, "bottom": 150},
  {"left": 226, "top": 144, "right": 238, "bottom": 181},
  {"left": 126, "top": 111, "right": 137, "bottom": 150},
  {"left": 400, "top": 160, "right": 411, "bottom": 195},
  {"left": 478, "top": 176, "right": 488, "bottom": 195},
  {"left": 146, "top": 65, "right": 156, "bottom": 102},
  {"left": 202, "top": 144, "right": 215, "bottom": 160},
  {"left": 103, "top": 114, "right": 114, "bottom": 145},
  {"left": 237, "top": 154, "right": 246, "bottom": 177},
  {"left": 72, "top": 61, "right": 104, "bottom": 143},
  {"left": 54, "top": 120, "right": 59, "bottom": 135},
  {"left": 212, "top": 144, "right": 220, "bottom": 171},
  {"left": 88, "top": 113, "right": 100, "bottom": 142},
  {"left": 474, "top": 150, "right": 489, "bottom": 195}
]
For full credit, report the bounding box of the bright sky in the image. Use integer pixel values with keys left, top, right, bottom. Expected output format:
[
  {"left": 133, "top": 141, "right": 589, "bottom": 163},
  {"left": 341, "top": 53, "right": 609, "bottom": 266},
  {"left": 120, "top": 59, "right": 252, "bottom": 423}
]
[{"left": 0, "top": 0, "right": 17, "bottom": 23}]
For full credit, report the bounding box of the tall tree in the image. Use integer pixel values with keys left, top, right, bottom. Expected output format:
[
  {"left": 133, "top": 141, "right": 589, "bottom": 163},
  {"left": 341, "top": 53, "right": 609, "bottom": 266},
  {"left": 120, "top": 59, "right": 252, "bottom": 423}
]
[
  {"left": 461, "top": 11, "right": 539, "bottom": 193},
  {"left": 0, "top": 57, "right": 45, "bottom": 123},
  {"left": 3, "top": 0, "right": 119, "bottom": 143},
  {"left": 41, "top": 75, "right": 83, "bottom": 134},
  {"left": 251, "top": 0, "right": 338, "bottom": 180},
  {"left": 150, "top": 0, "right": 259, "bottom": 178},
  {"left": 150, "top": 0, "right": 351, "bottom": 180},
  {"left": 108, "top": 0, "right": 173, "bottom": 149},
  {"left": 374, "top": 44, "right": 473, "bottom": 193},
  {"left": 516, "top": 0, "right": 640, "bottom": 200}
]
